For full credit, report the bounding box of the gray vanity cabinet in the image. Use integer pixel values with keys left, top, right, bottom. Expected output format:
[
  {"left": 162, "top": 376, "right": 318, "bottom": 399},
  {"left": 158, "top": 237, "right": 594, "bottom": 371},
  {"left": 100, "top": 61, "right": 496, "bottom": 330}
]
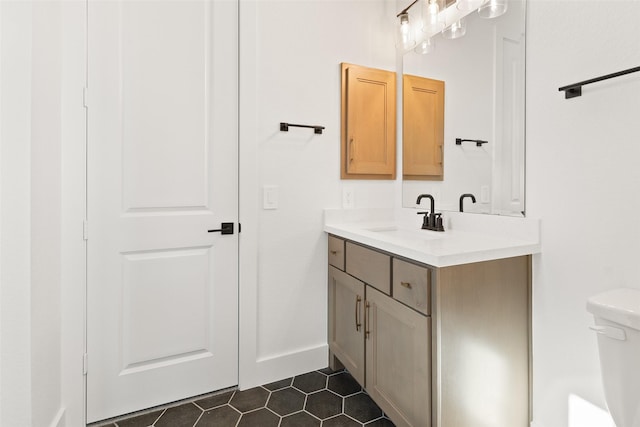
[
  {"left": 328, "top": 238, "right": 432, "bottom": 427},
  {"left": 328, "top": 234, "right": 531, "bottom": 427}
]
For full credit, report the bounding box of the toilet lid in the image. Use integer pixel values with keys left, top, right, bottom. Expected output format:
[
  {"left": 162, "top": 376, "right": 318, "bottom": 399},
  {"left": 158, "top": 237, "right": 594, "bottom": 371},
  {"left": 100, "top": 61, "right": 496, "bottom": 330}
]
[{"left": 587, "top": 288, "right": 640, "bottom": 331}]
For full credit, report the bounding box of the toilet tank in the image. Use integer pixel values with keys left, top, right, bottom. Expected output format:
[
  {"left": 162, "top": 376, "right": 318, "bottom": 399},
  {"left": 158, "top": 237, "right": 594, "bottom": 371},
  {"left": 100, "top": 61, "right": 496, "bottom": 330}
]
[
  {"left": 587, "top": 288, "right": 640, "bottom": 331},
  {"left": 587, "top": 288, "right": 640, "bottom": 427}
]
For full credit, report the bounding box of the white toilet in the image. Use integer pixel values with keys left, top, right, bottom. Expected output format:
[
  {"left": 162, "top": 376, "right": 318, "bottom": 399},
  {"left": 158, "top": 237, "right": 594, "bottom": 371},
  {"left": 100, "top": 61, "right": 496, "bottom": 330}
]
[{"left": 587, "top": 288, "right": 640, "bottom": 427}]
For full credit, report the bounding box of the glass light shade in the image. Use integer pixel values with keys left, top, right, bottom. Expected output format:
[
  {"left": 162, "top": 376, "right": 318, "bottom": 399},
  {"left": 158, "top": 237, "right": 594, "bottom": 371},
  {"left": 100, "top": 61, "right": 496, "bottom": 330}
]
[
  {"left": 397, "top": 13, "right": 416, "bottom": 49},
  {"left": 414, "top": 37, "right": 435, "bottom": 54},
  {"left": 456, "top": 0, "right": 484, "bottom": 11},
  {"left": 422, "top": 0, "right": 444, "bottom": 33},
  {"left": 478, "top": 0, "right": 508, "bottom": 18},
  {"left": 442, "top": 18, "right": 466, "bottom": 39}
]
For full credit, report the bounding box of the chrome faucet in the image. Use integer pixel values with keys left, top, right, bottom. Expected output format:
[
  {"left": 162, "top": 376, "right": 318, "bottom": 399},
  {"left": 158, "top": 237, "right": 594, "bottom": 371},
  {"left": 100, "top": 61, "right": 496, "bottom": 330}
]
[
  {"left": 416, "top": 194, "right": 444, "bottom": 232},
  {"left": 459, "top": 193, "right": 477, "bottom": 212}
]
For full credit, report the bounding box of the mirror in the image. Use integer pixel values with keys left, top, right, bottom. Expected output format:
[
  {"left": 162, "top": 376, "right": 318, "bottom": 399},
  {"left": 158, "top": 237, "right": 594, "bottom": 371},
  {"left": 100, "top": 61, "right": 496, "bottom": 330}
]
[{"left": 401, "top": 0, "right": 526, "bottom": 216}]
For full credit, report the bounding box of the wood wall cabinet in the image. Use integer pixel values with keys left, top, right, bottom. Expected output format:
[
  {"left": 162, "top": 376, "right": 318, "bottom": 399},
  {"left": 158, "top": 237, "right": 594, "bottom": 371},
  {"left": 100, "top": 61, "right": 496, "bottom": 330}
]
[
  {"left": 341, "top": 63, "right": 396, "bottom": 179},
  {"left": 327, "top": 235, "right": 531, "bottom": 427},
  {"left": 403, "top": 74, "right": 444, "bottom": 180}
]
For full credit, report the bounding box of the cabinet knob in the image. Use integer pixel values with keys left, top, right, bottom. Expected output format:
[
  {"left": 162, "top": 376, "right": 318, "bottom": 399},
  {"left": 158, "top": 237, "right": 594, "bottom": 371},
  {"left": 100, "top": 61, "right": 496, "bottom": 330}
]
[
  {"left": 330, "top": 250, "right": 338, "bottom": 255},
  {"left": 400, "top": 281, "right": 413, "bottom": 289}
]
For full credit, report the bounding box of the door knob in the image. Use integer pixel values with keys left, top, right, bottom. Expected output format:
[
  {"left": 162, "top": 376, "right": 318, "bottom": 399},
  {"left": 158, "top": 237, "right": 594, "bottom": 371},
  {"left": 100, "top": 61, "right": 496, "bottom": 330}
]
[{"left": 208, "top": 222, "right": 234, "bottom": 235}]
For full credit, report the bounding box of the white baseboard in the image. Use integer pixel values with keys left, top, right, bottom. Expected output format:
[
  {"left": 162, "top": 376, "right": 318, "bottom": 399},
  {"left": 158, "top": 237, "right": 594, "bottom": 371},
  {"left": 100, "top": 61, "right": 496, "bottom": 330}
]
[
  {"left": 239, "top": 344, "right": 328, "bottom": 390},
  {"left": 48, "top": 408, "right": 65, "bottom": 427}
]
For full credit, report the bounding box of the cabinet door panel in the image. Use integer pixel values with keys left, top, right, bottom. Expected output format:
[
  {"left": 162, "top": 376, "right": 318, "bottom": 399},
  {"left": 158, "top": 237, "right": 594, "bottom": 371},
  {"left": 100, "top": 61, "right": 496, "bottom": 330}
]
[
  {"left": 329, "top": 266, "right": 365, "bottom": 386},
  {"left": 403, "top": 74, "right": 444, "bottom": 180},
  {"left": 341, "top": 63, "right": 396, "bottom": 179},
  {"left": 366, "top": 286, "right": 431, "bottom": 427}
]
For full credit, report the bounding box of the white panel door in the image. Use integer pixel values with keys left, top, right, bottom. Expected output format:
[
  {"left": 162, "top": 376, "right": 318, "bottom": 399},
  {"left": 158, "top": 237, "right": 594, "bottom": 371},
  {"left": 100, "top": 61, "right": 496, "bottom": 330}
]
[{"left": 87, "top": 0, "right": 238, "bottom": 422}]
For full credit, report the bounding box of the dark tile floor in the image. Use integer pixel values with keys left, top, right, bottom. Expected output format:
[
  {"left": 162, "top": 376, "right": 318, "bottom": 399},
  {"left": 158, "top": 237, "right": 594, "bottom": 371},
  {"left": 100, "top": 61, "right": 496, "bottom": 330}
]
[{"left": 94, "top": 368, "right": 395, "bottom": 427}]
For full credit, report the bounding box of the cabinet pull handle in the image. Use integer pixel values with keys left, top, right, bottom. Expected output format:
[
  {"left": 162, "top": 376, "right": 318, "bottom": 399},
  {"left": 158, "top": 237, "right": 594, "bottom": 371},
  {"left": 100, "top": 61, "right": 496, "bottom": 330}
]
[
  {"left": 330, "top": 250, "right": 338, "bottom": 255},
  {"left": 439, "top": 145, "right": 443, "bottom": 165},
  {"left": 355, "top": 295, "right": 362, "bottom": 331},
  {"left": 365, "top": 301, "right": 371, "bottom": 339},
  {"left": 400, "top": 281, "right": 413, "bottom": 289},
  {"left": 349, "top": 137, "right": 355, "bottom": 163}
]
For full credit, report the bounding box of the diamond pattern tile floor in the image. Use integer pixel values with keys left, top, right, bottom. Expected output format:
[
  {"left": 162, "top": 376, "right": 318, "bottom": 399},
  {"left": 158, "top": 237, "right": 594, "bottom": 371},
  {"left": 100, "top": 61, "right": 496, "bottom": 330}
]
[{"left": 93, "top": 368, "right": 395, "bottom": 427}]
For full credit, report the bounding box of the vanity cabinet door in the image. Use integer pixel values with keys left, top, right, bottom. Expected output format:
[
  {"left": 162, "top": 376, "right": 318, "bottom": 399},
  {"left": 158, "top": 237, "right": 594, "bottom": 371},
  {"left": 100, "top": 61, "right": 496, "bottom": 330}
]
[
  {"left": 365, "top": 286, "right": 431, "bottom": 427},
  {"left": 328, "top": 266, "right": 365, "bottom": 386}
]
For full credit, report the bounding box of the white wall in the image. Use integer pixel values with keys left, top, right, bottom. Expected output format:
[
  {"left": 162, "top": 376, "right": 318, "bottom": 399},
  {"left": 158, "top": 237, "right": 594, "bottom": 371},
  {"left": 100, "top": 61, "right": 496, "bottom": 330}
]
[
  {"left": 30, "top": 3, "right": 63, "bottom": 426},
  {"left": 1, "top": 2, "right": 84, "bottom": 426},
  {"left": 239, "top": 0, "right": 400, "bottom": 388},
  {"left": 1, "top": 2, "right": 34, "bottom": 426},
  {"left": 527, "top": 1, "right": 640, "bottom": 426}
]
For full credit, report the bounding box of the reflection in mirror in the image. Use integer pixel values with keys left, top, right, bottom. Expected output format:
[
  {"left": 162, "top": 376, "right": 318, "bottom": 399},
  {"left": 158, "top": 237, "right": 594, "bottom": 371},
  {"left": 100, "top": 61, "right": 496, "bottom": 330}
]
[{"left": 401, "top": 0, "right": 526, "bottom": 217}]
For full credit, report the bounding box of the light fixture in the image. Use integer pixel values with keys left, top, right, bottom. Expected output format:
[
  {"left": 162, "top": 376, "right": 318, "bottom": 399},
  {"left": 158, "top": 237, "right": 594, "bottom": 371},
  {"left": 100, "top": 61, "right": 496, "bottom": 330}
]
[
  {"left": 422, "top": 0, "right": 444, "bottom": 33},
  {"left": 456, "top": 0, "right": 484, "bottom": 11},
  {"left": 442, "top": 18, "right": 466, "bottom": 39},
  {"left": 414, "top": 37, "right": 435, "bottom": 54},
  {"left": 396, "top": 12, "right": 416, "bottom": 49},
  {"left": 477, "top": 0, "right": 508, "bottom": 18},
  {"left": 397, "top": 0, "right": 506, "bottom": 55}
]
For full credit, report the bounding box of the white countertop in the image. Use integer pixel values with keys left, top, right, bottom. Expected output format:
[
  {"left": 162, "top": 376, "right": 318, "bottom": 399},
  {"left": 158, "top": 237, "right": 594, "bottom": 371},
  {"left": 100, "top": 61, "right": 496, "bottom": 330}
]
[{"left": 324, "top": 208, "right": 541, "bottom": 267}]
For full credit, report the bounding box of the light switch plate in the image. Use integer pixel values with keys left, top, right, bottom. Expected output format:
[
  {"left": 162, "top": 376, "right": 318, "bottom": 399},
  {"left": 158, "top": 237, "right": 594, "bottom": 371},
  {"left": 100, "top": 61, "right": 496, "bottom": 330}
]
[{"left": 263, "top": 185, "right": 278, "bottom": 209}]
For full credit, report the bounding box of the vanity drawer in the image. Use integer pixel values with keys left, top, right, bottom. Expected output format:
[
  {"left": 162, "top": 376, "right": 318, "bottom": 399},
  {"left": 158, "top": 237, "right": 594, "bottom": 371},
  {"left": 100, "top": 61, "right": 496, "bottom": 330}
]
[
  {"left": 346, "top": 242, "right": 390, "bottom": 294},
  {"left": 328, "top": 235, "right": 345, "bottom": 270},
  {"left": 393, "top": 258, "right": 431, "bottom": 315}
]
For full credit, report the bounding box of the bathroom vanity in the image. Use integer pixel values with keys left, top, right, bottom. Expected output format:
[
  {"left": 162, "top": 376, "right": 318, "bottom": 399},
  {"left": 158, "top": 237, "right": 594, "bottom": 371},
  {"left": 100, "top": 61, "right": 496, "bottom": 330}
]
[{"left": 325, "top": 209, "right": 540, "bottom": 427}]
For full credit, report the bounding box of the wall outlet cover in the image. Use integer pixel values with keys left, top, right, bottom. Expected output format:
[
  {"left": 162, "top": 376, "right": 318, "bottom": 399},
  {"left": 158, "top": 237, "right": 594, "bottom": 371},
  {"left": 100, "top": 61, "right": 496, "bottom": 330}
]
[
  {"left": 481, "top": 185, "right": 490, "bottom": 204},
  {"left": 342, "top": 188, "right": 355, "bottom": 209}
]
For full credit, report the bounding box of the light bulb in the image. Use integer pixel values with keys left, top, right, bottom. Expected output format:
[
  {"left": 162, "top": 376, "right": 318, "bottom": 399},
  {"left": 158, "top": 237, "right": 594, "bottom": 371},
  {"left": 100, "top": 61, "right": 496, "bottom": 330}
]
[
  {"left": 456, "top": 0, "right": 484, "bottom": 11},
  {"left": 414, "top": 37, "right": 435, "bottom": 54},
  {"left": 397, "top": 13, "right": 416, "bottom": 49},
  {"left": 478, "top": 0, "right": 508, "bottom": 18},
  {"left": 442, "top": 18, "right": 466, "bottom": 39},
  {"left": 422, "top": 0, "right": 444, "bottom": 33}
]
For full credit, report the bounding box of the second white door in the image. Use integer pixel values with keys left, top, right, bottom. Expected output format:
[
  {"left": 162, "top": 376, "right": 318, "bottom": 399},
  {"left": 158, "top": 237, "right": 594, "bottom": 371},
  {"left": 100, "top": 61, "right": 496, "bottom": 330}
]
[{"left": 87, "top": 0, "right": 239, "bottom": 422}]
